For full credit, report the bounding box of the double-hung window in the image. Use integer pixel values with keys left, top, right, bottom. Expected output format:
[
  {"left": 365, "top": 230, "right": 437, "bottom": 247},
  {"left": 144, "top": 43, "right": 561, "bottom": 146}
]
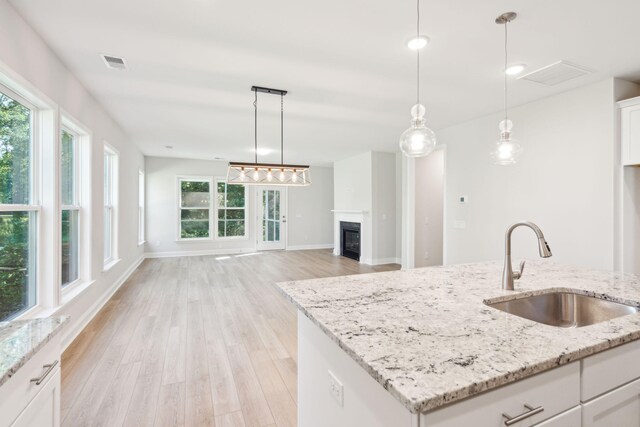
[
  {"left": 103, "top": 145, "right": 118, "bottom": 265},
  {"left": 216, "top": 180, "right": 247, "bottom": 238},
  {"left": 0, "top": 86, "right": 37, "bottom": 320},
  {"left": 179, "top": 177, "right": 211, "bottom": 239},
  {"left": 61, "top": 128, "right": 79, "bottom": 286}
]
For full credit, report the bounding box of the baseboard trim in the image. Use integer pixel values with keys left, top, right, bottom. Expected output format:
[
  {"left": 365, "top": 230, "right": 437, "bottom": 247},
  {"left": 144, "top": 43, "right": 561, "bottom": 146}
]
[
  {"left": 286, "top": 244, "right": 333, "bottom": 251},
  {"left": 61, "top": 255, "right": 144, "bottom": 350},
  {"left": 361, "top": 257, "right": 401, "bottom": 266},
  {"left": 145, "top": 247, "right": 255, "bottom": 258}
]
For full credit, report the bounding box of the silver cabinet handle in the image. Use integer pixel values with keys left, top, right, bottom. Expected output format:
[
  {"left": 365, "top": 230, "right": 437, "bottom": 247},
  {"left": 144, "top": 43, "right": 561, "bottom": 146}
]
[
  {"left": 30, "top": 360, "right": 59, "bottom": 385},
  {"left": 502, "top": 404, "right": 544, "bottom": 425}
]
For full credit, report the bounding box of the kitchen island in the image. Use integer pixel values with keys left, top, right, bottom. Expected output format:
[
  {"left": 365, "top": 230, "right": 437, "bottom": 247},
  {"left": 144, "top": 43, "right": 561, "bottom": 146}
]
[{"left": 277, "top": 261, "right": 640, "bottom": 426}]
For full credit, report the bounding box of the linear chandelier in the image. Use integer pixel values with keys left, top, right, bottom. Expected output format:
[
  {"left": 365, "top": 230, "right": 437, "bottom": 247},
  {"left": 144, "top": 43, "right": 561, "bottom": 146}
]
[{"left": 226, "top": 86, "right": 311, "bottom": 186}]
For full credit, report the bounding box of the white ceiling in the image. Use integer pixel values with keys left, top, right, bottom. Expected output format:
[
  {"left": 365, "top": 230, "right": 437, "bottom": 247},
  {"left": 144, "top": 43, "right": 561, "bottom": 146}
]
[{"left": 9, "top": 0, "right": 640, "bottom": 166}]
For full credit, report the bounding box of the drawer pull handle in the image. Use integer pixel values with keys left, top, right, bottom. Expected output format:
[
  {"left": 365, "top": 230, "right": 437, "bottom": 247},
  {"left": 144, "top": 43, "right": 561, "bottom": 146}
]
[
  {"left": 30, "top": 360, "right": 58, "bottom": 385},
  {"left": 502, "top": 404, "right": 544, "bottom": 425}
]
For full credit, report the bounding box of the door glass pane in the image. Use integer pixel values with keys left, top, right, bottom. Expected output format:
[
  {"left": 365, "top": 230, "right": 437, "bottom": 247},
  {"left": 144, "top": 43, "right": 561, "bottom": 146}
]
[
  {"left": 262, "top": 219, "right": 267, "bottom": 240},
  {"left": 274, "top": 191, "right": 280, "bottom": 218},
  {"left": 61, "top": 209, "right": 79, "bottom": 286},
  {"left": 225, "top": 209, "right": 244, "bottom": 220},
  {"left": 181, "top": 181, "right": 210, "bottom": 207},
  {"left": 61, "top": 130, "right": 75, "bottom": 206},
  {"left": 267, "top": 191, "right": 275, "bottom": 219},
  {"left": 0, "top": 211, "right": 35, "bottom": 320},
  {"left": 0, "top": 92, "right": 31, "bottom": 205},
  {"left": 268, "top": 220, "right": 274, "bottom": 241},
  {"left": 275, "top": 221, "right": 280, "bottom": 241},
  {"left": 217, "top": 220, "right": 225, "bottom": 238}
]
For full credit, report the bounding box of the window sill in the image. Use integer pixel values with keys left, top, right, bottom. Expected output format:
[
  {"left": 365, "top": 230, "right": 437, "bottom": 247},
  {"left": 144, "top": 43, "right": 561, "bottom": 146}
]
[
  {"left": 103, "top": 258, "right": 121, "bottom": 272},
  {"left": 61, "top": 279, "right": 96, "bottom": 306},
  {"left": 175, "top": 238, "right": 213, "bottom": 243}
]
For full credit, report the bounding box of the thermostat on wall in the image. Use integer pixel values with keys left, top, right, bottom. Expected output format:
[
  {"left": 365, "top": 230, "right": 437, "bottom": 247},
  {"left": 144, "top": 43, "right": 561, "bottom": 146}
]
[{"left": 459, "top": 195, "right": 468, "bottom": 204}]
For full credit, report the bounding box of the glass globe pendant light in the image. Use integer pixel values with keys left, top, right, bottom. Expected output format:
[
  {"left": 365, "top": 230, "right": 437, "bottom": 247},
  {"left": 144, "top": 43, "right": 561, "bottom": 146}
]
[
  {"left": 491, "top": 12, "right": 523, "bottom": 165},
  {"left": 399, "top": 0, "right": 436, "bottom": 158}
]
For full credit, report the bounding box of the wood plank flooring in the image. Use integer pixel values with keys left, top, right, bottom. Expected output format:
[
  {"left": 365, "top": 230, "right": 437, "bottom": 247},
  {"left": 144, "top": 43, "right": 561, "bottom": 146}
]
[{"left": 61, "top": 249, "right": 399, "bottom": 427}]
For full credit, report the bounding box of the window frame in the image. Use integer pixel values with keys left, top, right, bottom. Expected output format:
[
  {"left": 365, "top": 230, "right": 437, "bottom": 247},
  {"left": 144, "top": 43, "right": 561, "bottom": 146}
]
[
  {"left": 0, "top": 82, "right": 40, "bottom": 320},
  {"left": 177, "top": 175, "right": 213, "bottom": 241},
  {"left": 60, "top": 126, "right": 80, "bottom": 288},
  {"left": 215, "top": 177, "right": 248, "bottom": 240},
  {"left": 103, "top": 143, "right": 118, "bottom": 268}
]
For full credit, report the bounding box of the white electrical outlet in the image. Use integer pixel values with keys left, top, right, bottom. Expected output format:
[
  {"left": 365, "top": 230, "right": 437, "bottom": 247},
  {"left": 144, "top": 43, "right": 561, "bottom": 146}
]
[{"left": 328, "top": 370, "right": 344, "bottom": 407}]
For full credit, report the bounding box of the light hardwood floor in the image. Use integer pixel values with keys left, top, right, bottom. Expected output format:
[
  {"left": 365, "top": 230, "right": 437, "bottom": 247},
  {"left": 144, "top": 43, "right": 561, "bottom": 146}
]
[{"left": 61, "top": 249, "right": 399, "bottom": 427}]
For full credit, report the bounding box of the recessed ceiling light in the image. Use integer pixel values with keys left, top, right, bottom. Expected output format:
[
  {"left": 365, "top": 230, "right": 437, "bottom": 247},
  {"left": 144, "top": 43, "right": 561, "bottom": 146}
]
[
  {"left": 165, "top": 145, "right": 173, "bottom": 149},
  {"left": 406, "top": 36, "right": 430, "bottom": 50},
  {"left": 505, "top": 64, "right": 526, "bottom": 76}
]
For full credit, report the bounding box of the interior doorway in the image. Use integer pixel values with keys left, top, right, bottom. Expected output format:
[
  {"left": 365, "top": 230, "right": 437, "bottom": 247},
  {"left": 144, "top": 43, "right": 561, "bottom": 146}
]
[
  {"left": 414, "top": 148, "right": 445, "bottom": 267},
  {"left": 256, "top": 187, "right": 287, "bottom": 250}
]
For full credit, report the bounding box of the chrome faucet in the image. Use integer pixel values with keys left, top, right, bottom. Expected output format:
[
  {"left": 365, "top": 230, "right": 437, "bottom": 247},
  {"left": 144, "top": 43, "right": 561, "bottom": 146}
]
[{"left": 502, "top": 221, "right": 552, "bottom": 290}]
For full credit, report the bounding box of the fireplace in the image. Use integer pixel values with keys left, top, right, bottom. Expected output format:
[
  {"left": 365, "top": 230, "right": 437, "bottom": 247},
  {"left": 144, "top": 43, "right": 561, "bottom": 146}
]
[{"left": 340, "top": 221, "right": 361, "bottom": 261}]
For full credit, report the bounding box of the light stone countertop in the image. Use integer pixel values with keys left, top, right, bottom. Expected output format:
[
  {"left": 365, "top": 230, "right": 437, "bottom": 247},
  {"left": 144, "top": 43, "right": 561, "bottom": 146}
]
[
  {"left": 276, "top": 261, "right": 640, "bottom": 414},
  {"left": 0, "top": 316, "right": 68, "bottom": 387}
]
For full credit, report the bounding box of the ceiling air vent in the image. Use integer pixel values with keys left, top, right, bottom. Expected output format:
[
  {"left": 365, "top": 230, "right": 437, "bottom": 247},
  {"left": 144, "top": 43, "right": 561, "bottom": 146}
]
[
  {"left": 101, "top": 54, "right": 127, "bottom": 70},
  {"left": 518, "top": 61, "right": 593, "bottom": 86}
]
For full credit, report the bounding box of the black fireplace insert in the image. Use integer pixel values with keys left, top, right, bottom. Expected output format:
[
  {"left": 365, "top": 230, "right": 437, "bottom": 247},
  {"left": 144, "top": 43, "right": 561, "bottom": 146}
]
[{"left": 340, "top": 221, "right": 361, "bottom": 261}]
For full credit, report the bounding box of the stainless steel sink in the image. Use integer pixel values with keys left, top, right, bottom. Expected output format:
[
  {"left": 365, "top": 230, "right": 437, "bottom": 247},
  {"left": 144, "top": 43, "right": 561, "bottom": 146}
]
[{"left": 485, "top": 290, "right": 640, "bottom": 328}]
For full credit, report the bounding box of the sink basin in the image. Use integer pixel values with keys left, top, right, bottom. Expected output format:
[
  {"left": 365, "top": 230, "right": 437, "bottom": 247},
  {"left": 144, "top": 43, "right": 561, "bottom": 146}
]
[{"left": 485, "top": 290, "right": 640, "bottom": 328}]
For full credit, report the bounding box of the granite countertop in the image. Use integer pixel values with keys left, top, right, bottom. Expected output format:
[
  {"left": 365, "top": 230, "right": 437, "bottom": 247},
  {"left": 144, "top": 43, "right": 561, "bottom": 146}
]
[
  {"left": 277, "top": 261, "right": 640, "bottom": 414},
  {"left": 0, "top": 316, "right": 69, "bottom": 387}
]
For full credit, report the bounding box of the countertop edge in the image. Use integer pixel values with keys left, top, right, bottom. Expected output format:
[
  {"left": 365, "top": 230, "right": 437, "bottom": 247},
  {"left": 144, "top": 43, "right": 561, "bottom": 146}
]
[
  {"left": 0, "top": 316, "right": 69, "bottom": 388},
  {"left": 275, "top": 281, "right": 640, "bottom": 414}
]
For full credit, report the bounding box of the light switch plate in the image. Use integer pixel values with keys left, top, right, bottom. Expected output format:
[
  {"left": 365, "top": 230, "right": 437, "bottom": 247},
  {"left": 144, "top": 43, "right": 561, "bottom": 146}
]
[{"left": 328, "top": 370, "right": 344, "bottom": 407}]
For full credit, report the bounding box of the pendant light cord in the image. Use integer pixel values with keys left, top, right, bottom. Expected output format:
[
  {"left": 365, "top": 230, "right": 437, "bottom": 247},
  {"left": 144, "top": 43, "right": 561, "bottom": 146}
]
[
  {"left": 281, "top": 93, "right": 284, "bottom": 165},
  {"left": 504, "top": 19, "right": 508, "bottom": 124},
  {"left": 254, "top": 89, "right": 258, "bottom": 163},
  {"left": 416, "top": 0, "right": 420, "bottom": 106}
]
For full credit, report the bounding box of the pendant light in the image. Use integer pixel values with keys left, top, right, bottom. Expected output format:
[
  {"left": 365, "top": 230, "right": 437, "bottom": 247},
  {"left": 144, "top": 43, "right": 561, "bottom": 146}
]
[
  {"left": 399, "top": 0, "right": 436, "bottom": 158},
  {"left": 491, "top": 12, "right": 523, "bottom": 165},
  {"left": 227, "top": 86, "right": 311, "bottom": 186}
]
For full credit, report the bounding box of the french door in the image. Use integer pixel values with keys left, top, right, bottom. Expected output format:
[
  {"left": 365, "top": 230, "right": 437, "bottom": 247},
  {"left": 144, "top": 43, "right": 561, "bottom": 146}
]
[{"left": 257, "top": 187, "right": 287, "bottom": 250}]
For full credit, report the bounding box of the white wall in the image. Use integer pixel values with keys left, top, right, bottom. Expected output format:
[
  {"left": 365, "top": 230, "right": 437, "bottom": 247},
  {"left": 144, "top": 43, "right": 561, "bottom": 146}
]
[
  {"left": 145, "top": 156, "right": 333, "bottom": 256},
  {"left": 0, "top": 0, "right": 144, "bottom": 348},
  {"left": 414, "top": 149, "right": 444, "bottom": 267},
  {"left": 334, "top": 151, "right": 398, "bottom": 265},
  {"left": 441, "top": 79, "right": 620, "bottom": 270},
  {"left": 372, "top": 152, "right": 398, "bottom": 263},
  {"left": 288, "top": 166, "right": 334, "bottom": 249}
]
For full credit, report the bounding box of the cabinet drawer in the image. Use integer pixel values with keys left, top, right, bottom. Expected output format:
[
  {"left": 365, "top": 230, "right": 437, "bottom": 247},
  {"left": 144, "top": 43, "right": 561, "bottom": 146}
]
[
  {"left": 581, "top": 339, "right": 640, "bottom": 401},
  {"left": 582, "top": 377, "right": 640, "bottom": 427},
  {"left": 0, "top": 335, "right": 61, "bottom": 427},
  {"left": 421, "top": 362, "right": 580, "bottom": 427},
  {"left": 534, "top": 406, "right": 580, "bottom": 426}
]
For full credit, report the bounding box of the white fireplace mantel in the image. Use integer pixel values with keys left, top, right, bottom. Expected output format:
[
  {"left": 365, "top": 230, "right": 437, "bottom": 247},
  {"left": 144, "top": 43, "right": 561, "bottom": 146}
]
[{"left": 332, "top": 210, "right": 372, "bottom": 264}]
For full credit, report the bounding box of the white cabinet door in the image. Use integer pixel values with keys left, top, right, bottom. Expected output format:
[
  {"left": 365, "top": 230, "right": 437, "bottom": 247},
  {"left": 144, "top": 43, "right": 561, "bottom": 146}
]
[
  {"left": 11, "top": 369, "right": 60, "bottom": 427},
  {"left": 582, "top": 377, "right": 640, "bottom": 427},
  {"left": 534, "top": 406, "right": 580, "bottom": 426}
]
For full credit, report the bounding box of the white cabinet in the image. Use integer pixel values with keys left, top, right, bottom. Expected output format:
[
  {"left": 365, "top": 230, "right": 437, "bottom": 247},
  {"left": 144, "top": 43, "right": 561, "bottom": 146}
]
[
  {"left": 619, "top": 96, "right": 640, "bottom": 165},
  {"left": 582, "top": 378, "right": 640, "bottom": 427},
  {"left": 0, "top": 335, "right": 62, "bottom": 427},
  {"left": 12, "top": 369, "right": 60, "bottom": 427},
  {"left": 422, "top": 363, "right": 580, "bottom": 427},
  {"left": 535, "top": 407, "right": 581, "bottom": 427}
]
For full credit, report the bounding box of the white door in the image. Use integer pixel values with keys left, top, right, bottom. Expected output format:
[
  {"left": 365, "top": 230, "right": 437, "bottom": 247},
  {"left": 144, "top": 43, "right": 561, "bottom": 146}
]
[
  {"left": 582, "top": 378, "right": 640, "bottom": 427},
  {"left": 257, "top": 187, "right": 287, "bottom": 250}
]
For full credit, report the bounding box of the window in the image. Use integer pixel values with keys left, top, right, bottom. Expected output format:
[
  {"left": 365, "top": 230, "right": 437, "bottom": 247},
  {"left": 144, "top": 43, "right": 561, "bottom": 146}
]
[
  {"left": 103, "top": 145, "right": 118, "bottom": 265},
  {"left": 179, "top": 177, "right": 211, "bottom": 239},
  {"left": 61, "top": 129, "right": 79, "bottom": 286},
  {"left": 0, "top": 86, "right": 37, "bottom": 320},
  {"left": 138, "top": 170, "right": 145, "bottom": 245},
  {"left": 216, "top": 180, "right": 247, "bottom": 238}
]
